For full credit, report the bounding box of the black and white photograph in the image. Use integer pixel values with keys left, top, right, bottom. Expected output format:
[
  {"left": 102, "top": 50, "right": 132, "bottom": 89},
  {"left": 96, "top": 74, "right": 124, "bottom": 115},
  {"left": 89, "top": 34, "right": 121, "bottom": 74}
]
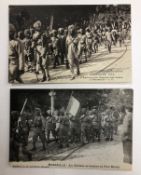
[
  {"left": 10, "top": 89, "right": 133, "bottom": 170},
  {"left": 9, "top": 5, "right": 131, "bottom": 84}
]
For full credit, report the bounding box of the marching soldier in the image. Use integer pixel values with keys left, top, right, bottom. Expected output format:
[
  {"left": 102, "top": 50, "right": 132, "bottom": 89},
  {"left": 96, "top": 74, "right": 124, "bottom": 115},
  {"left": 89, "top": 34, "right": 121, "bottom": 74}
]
[
  {"left": 77, "top": 28, "right": 87, "bottom": 63},
  {"left": 58, "top": 28, "right": 67, "bottom": 66},
  {"left": 23, "top": 29, "right": 34, "bottom": 72},
  {"left": 92, "top": 30, "right": 99, "bottom": 53},
  {"left": 9, "top": 24, "right": 24, "bottom": 83},
  {"left": 85, "top": 27, "right": 93, "bottom": 58},
  {"left": 80, "top": 108, "right": 91, "bottom": 144},
  {"left": 31, "top": 108, "right": 46, "bottom": 151},
  {"left": 90, "top": 109, "right": 101, "bottom": 142},
  {"left": 112, "top": 106, "right": 120, "bottom": 135},
  {"left": 122, "top": 106, "right": 132, "bottom": 164},
  {"left": 105, "top": 27, "right": 112, "bottom": 53},
  {"left": 36, "top": 36, "right": 51, "bottom": 82},
  {"left": 105, "top": 107, "right": 114, "bottom": 141},
  {"left": 32, "top": 22, "right": 50, "bottom": 82},
  {"left": 58, "top": 111, "right": 70, "bottom": 148},
  {"left": 18, "top": 113, "right": 32, "bottom": 161},
  {"left": 51, "top": 29, "right": 60, "bottom": 69},
  {"left": 32, "top": 21, "right": 51, "bottom": 82},
  {"left": 66, "top": 25, "right": 80, "bottom": 80}
]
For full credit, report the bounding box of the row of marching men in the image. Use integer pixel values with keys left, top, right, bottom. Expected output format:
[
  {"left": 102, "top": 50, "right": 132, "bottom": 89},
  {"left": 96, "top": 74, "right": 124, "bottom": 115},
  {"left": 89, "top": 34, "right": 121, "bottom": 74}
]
[
  {"left": 10, "top": 106, "right": 122, "bottom": 161},
  {"left": 9, "top": 20, "right": 130, "bottom": 83}
]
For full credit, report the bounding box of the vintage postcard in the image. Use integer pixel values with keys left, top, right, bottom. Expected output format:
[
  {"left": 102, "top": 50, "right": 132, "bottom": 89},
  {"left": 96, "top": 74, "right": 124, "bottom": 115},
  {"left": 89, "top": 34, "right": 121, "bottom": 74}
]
[
  {"left": 10, "top": 89, "right": 133, "bottom": 170},
  {"left": 9, "top": 5, "right": 131, "bottom": 84}
]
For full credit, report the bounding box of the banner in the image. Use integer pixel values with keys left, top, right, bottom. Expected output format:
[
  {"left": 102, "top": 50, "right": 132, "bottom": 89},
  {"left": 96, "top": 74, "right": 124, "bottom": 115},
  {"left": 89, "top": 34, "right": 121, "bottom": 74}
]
[{"left": 66, "top": 96, "right": 80, "bottom": 117}]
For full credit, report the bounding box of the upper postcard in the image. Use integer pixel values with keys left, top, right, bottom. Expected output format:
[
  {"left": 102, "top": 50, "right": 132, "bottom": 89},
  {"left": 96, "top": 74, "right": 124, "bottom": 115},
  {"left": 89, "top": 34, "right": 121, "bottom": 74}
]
[{"left": 9, "top": 5, "right": 131, "bottom": 84}]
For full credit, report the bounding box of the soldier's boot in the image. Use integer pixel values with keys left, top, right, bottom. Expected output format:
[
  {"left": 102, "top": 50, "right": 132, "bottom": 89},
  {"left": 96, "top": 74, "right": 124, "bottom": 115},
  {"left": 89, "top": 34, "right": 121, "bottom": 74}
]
[
  {"left": 70, "top": 76, "right": 75, "bottom": 80},
  {"left": 41, "top": 76, "right": 46, "bottom": 82},
  {"left": 65, "top": 60, "right": 69, "bottom": 69},
  {"left": 45, "top": 69, "right": 50, "bottom": 81},
  {"left": 41, "top": 69, "right": 47, "bottom": 82},
  {"left": 77, "top": 69, "right": 80, "bottom": 75},
  {"left": 108, "top": 44, "right": 111, "bottom": 53},
  {"left": 85, "top": 56, "right": 87, "bottom": 63}
]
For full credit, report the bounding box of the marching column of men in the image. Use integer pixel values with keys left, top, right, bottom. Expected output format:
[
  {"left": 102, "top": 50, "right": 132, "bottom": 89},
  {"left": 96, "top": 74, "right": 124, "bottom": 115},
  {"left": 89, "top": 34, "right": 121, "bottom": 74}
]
[
  {"left": 10, "top": 105, "right": 124, "bottom": 161},
  {"left": 9, "top": 18, "right": 130, "bottom": 83}
]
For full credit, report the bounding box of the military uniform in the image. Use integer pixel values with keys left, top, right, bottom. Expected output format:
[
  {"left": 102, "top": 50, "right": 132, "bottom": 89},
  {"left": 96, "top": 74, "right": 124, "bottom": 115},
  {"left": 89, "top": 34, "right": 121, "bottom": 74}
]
[
  {"left": 69, "top": 115, "right": 81, "bottom": 143},
  {"left": 51, "top": 30, "right": 60, "bottom": 69},
  {"left": 122, "top": 108, "right": 132, "bottom": 164},
  {"left": 105, "top": 29, "right": 112, "bottom": 53},
  {"left": 92, "top": 32, "right": 99, "bottom": 53},
  {"left": 23, "top": 29, "right": 34, "bottom": 72},
  {"left": 77, "top": 29, "right": 87, "bottom": 63},
  {"left": 112, "top": 110, "right": 120, "bottom": 135},
  {"left": 18, "top": 116, "right": 32, "bottom": 161},
  {"left": 58, "top": 28, "right": 67, "bottom": 65},
  {"left": 91, "top": 112, "right": 101, "bottom": 142},
  {"left": 66, "top": 25, "right": 80, "bottom": 80},
  {"left": 105, "top": 110, "right": 114, "bottom": 141},
  {"left": 9, "top": 24, "right": 24, "bottom": 83},
  {"left": 32, "top": 111, "right": 46, "bottom": 151},
  {"left": 80, "top": 113, "right": 91, "bottom": 144},
  {"left": 36, "top": 37, "right": 50, "bottom": 82},
  {"left": 45, "top": 114, "right": 56, "bottom": 142},
  {"left": 85, "top": 28, "right": 93, "bottom": 58},
  {"left": 58, "top": 114, "right": 70, "bottom": 148}
]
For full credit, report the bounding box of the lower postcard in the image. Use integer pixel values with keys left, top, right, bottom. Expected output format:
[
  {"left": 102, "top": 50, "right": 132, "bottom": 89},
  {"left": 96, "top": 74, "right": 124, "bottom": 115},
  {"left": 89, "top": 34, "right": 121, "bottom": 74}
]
[{"left": 10, "top": 89, "right": 133, "bottom": 170}]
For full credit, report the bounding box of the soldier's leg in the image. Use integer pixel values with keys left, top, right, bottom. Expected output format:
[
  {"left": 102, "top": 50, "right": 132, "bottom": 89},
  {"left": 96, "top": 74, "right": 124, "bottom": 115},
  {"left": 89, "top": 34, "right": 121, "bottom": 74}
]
[
  {"left": 53, "top": 55, "right": 60, "bottom": 68},
  {"left": 14, "top": 65, "right": 24, "bottom": 83},
  {"left": 81, "top": 124, "right": 86, "bottom": 144},
  {"left": 74, "top": 58, "right": 80, "bottom": 75},
  {"left": 68, "top": 58, "right": 75, "bottom": 79},
  {"left": 45, "top": 57, "right": 50, "bottom": 81},
  {"left": 32, "top": 132, "right": 38, "bottom": 150},
  {"left": 46, "top": 129, "right": 50, "bottom": 143},
  {"left": 36, "top": 54, "right": 40, "bottom": 73},
  {"left": 60, "top": 52, "right": 64, "bottom": 64},
  {"left": 65, "top": 59, "right": 69, "bottom": 69},
  {"left": 39, "top": 57, "right": 47, "bottom": 82},
  {"left": 105, "top": 126, "right": 110, "bottom": 141},
  {"left": 51, "top": 124, "right": 57, "bottom": 140},
  {"left": 83, "top": 46, "right": 87, "bottom": 62},
  {"left": 64, "top": 53, "right": 69, "bottom": 69},
  {"left": 109, "top": 126, "right": 114, "bottom": 141},
  {"left": 39, "top": 132, "right": 46, "bottom": 150},
  {"left": 97, "top": 127, "right": 101, "bottom": 142},
  {"left": 107, "top": 41, "right": 111, "bottom": 53}
]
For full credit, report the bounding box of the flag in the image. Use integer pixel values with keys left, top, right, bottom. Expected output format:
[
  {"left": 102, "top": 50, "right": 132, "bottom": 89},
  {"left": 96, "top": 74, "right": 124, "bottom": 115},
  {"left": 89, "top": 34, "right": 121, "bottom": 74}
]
[{"left": 66, "top": 96, "right": 80, "bottom": 117}]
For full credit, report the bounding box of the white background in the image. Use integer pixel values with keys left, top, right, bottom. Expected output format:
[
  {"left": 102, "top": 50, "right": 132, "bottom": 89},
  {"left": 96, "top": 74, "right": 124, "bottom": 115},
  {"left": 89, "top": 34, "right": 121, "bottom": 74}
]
[{"left": 0, "top": 0, "right": 141, "bottom": 174}]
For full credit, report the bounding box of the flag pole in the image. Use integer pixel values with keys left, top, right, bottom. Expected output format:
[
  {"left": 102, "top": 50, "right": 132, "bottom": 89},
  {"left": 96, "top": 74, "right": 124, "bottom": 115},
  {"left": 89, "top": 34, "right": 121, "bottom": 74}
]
[
  {"left": 20, "top": 98, "right": 28, "bottom": 115},
  {"left": 17, "top": 97, "right": 28, "bottom": 127}
]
